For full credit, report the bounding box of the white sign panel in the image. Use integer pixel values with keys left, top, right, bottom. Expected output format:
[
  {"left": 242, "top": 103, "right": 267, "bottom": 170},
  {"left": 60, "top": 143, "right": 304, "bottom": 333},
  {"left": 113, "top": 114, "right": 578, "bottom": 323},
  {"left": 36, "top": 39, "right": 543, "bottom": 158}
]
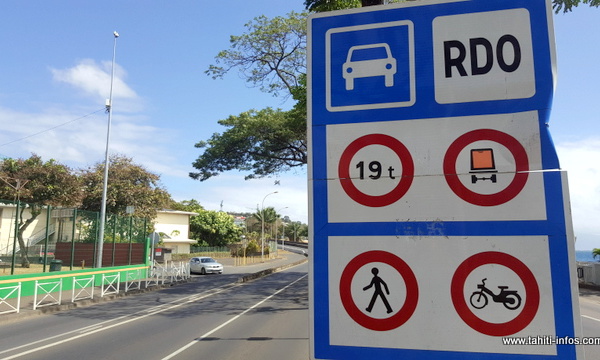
[
  {"left": 328, "top": 235, "right": 556, "bottom": 355},
  {"left": 433, "top": 9, "right": 536, "bottom": 104},
  {"left": 326, "top": 111, "right": 546, "bottom": 223}
]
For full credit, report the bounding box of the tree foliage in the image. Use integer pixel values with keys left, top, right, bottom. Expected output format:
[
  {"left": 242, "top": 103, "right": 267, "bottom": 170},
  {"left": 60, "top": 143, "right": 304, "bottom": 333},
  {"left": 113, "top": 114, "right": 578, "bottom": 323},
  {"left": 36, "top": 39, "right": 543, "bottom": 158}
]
[
  {"left": 205, "top": 11, "right": 306, "bottom": 97},
  {"left": 306, "top": 0, "right": 599, "bottom": 13},
  {"left": 283, "top": 221, "right": 308, "bottom": 242},
  {"left": 192, "top": 11, "right": 308, "bottom": 181},
  {"left": 0, "top": 154, "right": 81, "bottom": 266},
  {"left": 553, "top": 0, "right": 600, "bottom": 12},
  {"left": 252, "top": 206, "right": 282, "bottom": 238},
  {"left": 304, "top": 0, "right": 359, "bottom": 12},
  {"left": 79, "top": 154, "right": 171, "bottom": 220},
  {"left": 192, "top": 0, "right": 597, "bottom": 182},
  {"left": 172, "top": 199, "right": 243, "bottom": 247},
  {"left": 190, "top": 107, "right": 306, "bottom": 180}
]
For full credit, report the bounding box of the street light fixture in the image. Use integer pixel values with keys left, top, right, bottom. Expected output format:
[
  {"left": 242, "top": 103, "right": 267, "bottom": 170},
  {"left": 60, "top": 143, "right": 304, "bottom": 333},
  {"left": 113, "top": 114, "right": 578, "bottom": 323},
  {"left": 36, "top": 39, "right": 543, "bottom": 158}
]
[
  {"left": 97, "top": 31, "right": 119, "bottom": 268},
  {"left": 261, "top": 191, "right": 278, "bottom": 261}
]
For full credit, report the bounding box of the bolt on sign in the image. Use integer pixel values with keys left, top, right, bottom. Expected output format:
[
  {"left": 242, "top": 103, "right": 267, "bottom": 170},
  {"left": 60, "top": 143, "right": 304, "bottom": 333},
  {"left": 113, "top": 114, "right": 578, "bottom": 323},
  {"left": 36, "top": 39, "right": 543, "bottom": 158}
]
[{"left": 307, "top": 0, "right": 583, "bottom": 359}]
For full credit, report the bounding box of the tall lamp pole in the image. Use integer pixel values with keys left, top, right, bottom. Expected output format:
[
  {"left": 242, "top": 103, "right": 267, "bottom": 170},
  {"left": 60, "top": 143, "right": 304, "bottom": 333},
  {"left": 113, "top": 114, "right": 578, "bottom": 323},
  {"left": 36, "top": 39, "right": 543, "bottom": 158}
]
[
  {"left": 261, "top": 191, "right": 278, "bottom": 261},
  {"left": 96, "top": 31, "right": 119, "bottom": 268},
  {"left": 275, "top": 206, "right": 288, "bottom": 256}
]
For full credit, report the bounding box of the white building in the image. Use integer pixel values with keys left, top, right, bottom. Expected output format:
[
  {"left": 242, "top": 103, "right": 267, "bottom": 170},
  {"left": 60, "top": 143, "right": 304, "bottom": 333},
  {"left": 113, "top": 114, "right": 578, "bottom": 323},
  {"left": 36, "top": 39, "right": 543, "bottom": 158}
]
[{"left": 0, "top": 204, "right": 198, "bottom": 256}]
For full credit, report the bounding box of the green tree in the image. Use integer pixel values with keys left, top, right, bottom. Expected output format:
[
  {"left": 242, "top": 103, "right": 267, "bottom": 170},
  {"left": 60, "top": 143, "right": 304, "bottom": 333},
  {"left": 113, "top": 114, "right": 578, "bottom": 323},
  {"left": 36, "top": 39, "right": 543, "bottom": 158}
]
[
  {"left": 191, "top": 11, "right": 307, "bottom": 182},
  {"left": 192, "top": 1, "right": 598, "bottom": 182},
  {"left": 205, "top": 11, "right": 306, "bottom": 97},
  {"left": 284, "top": 221, "right": 308, "bottom": 242},
  {"left": 172, "top": 200, "right": 242, "bottom": 246},
  {"left": 593, "top": 248, "right": 600, "bottom": 260},
  {"left": 253, "top": 206, "right": 280, "bottom": 239},
  {"left": 553, "top": 0, "right": 600, "bottom": 12},
  {"left": 0, "top": 155, "right": 81, "bottom": 267},
  {"left": 306, "top": 0, "right": 599, "bottom": 13},
  {"left": 192, "top": 209, "right": 242, "bottom": 246},
  {"left": 190, "top": 107, "right": 306, "bottom": 181},
  {"left": 79, "top": 155, "right": 172, "bottom": 220}
]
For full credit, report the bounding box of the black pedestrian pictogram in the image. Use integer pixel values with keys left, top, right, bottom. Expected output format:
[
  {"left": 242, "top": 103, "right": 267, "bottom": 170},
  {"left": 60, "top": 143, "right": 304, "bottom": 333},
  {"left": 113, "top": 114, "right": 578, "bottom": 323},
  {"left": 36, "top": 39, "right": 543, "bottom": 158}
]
[{"left": 363, "top": 267, "right": 393, "bottom": 314}]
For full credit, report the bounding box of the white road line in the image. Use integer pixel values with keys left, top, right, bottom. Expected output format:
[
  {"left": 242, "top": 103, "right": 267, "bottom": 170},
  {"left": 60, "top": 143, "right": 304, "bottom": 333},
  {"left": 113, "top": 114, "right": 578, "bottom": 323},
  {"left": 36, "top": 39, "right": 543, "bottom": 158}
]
[
  {"left": 161, "top": 274, "right": 308, "bottom": 360},
  {"left": 582, "top": 314, "right": 600, "bottom": 323},
  {"left": 0, "top": 283, "right": 238, "bottom": 359}
]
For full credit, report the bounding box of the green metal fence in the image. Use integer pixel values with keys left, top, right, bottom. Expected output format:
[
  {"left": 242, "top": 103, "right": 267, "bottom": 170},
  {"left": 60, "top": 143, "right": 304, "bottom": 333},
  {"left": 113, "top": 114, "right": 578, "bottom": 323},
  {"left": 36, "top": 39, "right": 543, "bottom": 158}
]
[{"left": 0, "top": 199, "right": 149, "bottom": 274}]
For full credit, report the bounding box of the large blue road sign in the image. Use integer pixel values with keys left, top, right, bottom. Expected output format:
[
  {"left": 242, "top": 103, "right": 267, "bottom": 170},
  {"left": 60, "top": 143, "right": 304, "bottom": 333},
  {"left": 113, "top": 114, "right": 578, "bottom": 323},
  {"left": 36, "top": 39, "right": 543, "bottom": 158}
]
[{"left": 308, "top": 0, "right": 583, "bottom": 359}]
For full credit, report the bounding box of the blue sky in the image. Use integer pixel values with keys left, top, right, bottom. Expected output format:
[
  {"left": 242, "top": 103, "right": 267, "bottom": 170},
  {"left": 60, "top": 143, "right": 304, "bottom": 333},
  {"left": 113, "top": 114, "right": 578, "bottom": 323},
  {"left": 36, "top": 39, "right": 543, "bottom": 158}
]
[{"left": 0, "top": 1, "right": 598, "bottom": 250}]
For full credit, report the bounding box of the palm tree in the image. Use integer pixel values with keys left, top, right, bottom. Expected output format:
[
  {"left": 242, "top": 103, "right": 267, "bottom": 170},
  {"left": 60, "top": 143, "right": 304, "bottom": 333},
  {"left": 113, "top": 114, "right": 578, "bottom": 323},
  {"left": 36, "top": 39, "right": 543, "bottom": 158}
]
[
  {"left": 285, "top": 221, "right": 303, "bottom": 242},
  {"left": 592, "top": 248, "right": 600, "bottom": 260},
  {"left": 253, "top": 206, "right": 279, "bottom": 239}
]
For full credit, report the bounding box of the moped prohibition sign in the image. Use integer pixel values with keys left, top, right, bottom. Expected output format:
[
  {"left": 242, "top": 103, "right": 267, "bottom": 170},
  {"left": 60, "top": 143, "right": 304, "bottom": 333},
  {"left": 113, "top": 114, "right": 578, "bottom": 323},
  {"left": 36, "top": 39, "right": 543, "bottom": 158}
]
[
  {"left": 450, "top": 251, "right": 540, "bottom": 336},
  {"left": 338, "top": 134, "right": 414, "bottom": 207}
]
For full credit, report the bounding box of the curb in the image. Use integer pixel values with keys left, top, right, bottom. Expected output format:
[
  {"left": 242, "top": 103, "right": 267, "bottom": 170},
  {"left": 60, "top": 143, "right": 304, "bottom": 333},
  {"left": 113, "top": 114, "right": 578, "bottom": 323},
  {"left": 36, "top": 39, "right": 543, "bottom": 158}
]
[{"left": 238, "top": 258, "right": 308, "bottom": 283}]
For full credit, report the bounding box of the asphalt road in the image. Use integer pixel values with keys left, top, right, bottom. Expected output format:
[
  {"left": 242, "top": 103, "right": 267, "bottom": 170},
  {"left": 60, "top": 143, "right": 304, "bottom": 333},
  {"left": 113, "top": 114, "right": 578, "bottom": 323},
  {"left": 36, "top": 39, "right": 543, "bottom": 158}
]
[
  {"left": 577, "top": 288, "right": 600, "bottom": 359},
  {"left": 0, "top": 262, "right": 309, "bottom": 360},
  {"left": 1, "top": 257, "right": 599, "bottom": 359}
]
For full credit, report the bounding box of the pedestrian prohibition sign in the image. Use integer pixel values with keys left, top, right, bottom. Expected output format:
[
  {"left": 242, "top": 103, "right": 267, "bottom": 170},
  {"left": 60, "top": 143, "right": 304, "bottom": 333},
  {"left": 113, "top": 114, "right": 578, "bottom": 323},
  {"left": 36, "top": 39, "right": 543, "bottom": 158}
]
[{"left": 339, "top": 250, "right": 418, "bottom": 331}]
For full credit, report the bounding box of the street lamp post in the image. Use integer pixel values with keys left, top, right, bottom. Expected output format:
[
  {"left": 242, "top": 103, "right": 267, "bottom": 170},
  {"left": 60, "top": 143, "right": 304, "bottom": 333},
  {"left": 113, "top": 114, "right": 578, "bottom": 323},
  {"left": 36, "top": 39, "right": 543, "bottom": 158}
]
[
  {"left": 97, "top": 31, "right": 119, "bottom": 269},
  {"left": 274, "top": 206, "right": 288, "bottom": 256},
  {"left": 281, "top": 222, "right": 287, "bottom": 251},
  {"left": 261, "top": 191, "right": 278, "bottom": 261}
]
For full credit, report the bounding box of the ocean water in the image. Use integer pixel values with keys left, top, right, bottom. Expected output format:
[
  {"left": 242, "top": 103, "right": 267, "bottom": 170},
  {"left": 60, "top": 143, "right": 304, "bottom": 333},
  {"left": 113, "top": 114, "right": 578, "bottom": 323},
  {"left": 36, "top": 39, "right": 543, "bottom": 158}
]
[{"left": 576, "top": 250, "right": 598, "bottom": 262}]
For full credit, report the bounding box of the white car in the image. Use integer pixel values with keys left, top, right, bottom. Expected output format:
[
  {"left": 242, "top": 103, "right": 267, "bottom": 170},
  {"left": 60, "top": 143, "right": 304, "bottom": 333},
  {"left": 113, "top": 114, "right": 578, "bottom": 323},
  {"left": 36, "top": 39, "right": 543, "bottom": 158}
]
[
  {"left": 342, "top": 43, "right": 397, "bottom": 90},
  {"left": 190, "top": 257, "right": 223, "bottom": 275}
]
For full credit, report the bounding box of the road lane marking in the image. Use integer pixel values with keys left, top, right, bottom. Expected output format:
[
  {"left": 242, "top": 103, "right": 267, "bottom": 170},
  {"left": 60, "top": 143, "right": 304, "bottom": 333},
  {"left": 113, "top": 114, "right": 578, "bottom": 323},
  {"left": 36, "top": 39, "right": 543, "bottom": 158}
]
[
  {"left": 161, "top": 274, "right": 308, "bottom": 360},
  {"left": 582, "top": 314, "right": 600, "bottom": 323},
  {"left": 0, "top": 283, "right": 239, "bottom": 359}
]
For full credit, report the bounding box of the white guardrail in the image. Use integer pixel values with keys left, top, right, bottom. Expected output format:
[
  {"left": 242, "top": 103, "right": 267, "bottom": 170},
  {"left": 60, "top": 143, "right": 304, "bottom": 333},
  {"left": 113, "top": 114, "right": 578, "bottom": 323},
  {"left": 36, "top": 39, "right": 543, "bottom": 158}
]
[{"left": 0, "top": 261, "right": 191, "bottom": 315}]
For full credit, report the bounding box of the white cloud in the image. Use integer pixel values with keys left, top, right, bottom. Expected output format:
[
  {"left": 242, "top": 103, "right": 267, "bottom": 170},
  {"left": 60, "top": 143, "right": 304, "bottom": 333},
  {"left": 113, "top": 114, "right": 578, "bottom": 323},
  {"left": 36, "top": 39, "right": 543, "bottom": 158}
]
[
  {"left": 0, "top": 57, "right": 179, "bottom": 176},
  {"left": 170, "top": 172, "right": 309, "bottom": 224},
  {"left": 556, "top": 138, "right": 600, "bottom": 249},
  {"left": 50, "top": 59, "right": 141, "bottom": 112},
  {"left": 0, "top": 106, "right": 176, "bottom": 170}
]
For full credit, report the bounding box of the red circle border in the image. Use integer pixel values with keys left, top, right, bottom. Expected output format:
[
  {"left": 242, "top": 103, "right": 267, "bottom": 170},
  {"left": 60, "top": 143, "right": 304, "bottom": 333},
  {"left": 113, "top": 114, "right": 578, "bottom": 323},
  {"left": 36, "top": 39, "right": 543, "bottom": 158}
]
[
  {"left": 339, "top": 134, "right": 414, "bottom": 207},
  {"left": 339, "top": 250, "right": 419, "bottom": 331},
  {"left": 450, "top": 251, "right": 540, "bottom": 336},
  {"left": 443, "top": 129, "right": 529, "bottom": 206}
]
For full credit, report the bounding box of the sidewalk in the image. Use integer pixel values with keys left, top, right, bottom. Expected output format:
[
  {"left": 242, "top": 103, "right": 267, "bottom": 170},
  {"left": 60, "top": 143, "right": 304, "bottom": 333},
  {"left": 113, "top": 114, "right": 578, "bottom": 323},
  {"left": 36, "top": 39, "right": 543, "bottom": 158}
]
[{"left": 0, "top": 251, "right": 308, "bottom": 324}]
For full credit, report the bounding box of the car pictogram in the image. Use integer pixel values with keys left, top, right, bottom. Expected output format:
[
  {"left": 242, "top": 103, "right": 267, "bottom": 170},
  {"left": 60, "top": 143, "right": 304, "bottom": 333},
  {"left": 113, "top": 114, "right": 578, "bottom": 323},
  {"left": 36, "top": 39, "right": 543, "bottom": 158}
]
[{"left": 342, "top": 43, "right": 397, "bottom": 90}]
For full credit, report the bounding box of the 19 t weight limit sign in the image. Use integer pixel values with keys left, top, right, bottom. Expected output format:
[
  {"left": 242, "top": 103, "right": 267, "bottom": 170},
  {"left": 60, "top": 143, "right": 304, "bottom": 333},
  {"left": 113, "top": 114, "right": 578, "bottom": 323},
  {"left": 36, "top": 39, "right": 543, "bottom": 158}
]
[{"left": 338, "top": 134, "right": 414, "bottom": 207}]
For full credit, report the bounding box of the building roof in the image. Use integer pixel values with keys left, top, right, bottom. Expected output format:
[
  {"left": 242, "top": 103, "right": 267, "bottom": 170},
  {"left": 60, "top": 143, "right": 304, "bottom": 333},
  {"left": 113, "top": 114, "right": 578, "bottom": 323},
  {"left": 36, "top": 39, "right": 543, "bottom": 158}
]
[
  {"left": 157, "top": 209, "right": 199, "bottom": 216},
  {"left": 162, "top": 238, "right": 197, "bottom": 244}
]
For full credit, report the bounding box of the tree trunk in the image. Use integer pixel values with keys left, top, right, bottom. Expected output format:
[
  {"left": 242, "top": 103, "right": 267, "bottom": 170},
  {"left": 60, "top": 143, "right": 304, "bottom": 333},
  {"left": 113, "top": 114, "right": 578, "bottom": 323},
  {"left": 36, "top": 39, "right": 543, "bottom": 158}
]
[{"left": 17, "top": 207, "right": 40, "bottom": 268}]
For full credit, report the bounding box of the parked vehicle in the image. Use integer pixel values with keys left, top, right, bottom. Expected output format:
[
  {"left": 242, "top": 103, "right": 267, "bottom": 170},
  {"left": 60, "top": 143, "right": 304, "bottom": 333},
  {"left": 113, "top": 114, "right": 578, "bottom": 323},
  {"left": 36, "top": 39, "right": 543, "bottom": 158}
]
[{"left": 189, "top": 257, "right": 223, "bottom": 275}]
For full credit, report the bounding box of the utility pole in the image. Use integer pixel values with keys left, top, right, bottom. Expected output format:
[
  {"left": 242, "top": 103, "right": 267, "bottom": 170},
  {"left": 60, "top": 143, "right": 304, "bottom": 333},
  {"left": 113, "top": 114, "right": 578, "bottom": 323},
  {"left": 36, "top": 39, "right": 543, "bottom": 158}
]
[{"left": 97, "top": 31, "right": 119, "bottom": 268}]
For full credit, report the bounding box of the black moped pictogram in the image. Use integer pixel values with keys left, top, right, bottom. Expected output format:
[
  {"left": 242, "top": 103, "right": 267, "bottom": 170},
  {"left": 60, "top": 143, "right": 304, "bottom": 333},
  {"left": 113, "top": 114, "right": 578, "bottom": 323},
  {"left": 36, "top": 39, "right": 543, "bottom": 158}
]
[{"left": 469, "top": 278, "right": 522, "bottom": 310}]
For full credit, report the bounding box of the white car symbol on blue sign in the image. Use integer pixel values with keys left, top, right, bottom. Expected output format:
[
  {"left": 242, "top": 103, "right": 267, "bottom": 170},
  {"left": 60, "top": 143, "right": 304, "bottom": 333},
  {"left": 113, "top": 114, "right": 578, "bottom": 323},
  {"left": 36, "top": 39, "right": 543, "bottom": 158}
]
[
  {"left": 343, "top": 43, "right": 397, "bottom": 90},
  {"left": 326, "top": 20, "right": 415, "bottom": 112}
]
